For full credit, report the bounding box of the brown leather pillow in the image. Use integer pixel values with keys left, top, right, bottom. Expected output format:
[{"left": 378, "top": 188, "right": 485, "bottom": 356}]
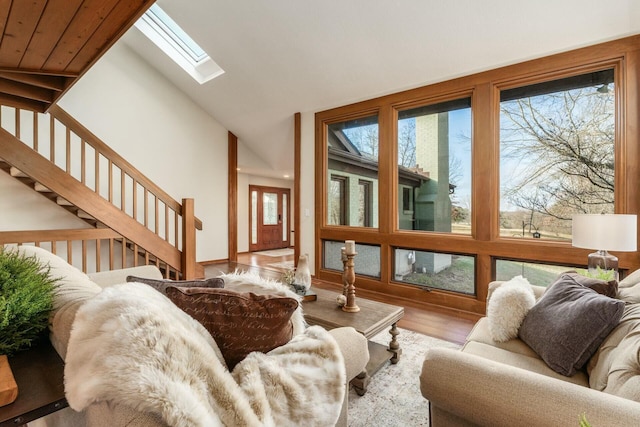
[
  {"left": 126, "top": 275, "right": 224, "bottom": 295},
  {"left": 165, "top": 286, "right": 299, "bottom": 370}
]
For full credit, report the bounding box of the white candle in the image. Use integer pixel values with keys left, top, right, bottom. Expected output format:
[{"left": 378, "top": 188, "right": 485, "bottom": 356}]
[{"left": 345, "top": 240, "right": 356, "bottom": 255}]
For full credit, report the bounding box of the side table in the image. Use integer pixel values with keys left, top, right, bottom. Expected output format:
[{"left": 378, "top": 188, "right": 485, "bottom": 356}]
[{"left": 0, "top": 341, "right": 67, "bottom": 427}]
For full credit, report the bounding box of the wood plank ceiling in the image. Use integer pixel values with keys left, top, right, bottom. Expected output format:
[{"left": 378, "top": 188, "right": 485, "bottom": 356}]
[{"left": 0, "top": 0, "right": 154, "bottom": 112}]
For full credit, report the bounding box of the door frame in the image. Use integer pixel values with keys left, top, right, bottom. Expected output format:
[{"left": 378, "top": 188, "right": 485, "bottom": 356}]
[{"left": 248, "top": 185, "right": 291, "bottom": 252}]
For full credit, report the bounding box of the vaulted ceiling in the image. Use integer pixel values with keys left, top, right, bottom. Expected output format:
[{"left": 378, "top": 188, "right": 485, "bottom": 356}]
[
  {"left": 0, "top": 0, "right": 154, "bottom": 112},
  {"left": 118, "top": 0, "right": 640, "bottom": 178},
  {"left": 2, "top": 1, "right": 639, "bottom": 180}
]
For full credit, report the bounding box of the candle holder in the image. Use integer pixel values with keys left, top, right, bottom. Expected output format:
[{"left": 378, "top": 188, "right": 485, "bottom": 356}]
[
  {"left": 341, "top": 247, "right": 348, "bottom": 296},
  {"left": 342, "top": 249, "right": 360, "bottom": 313}
]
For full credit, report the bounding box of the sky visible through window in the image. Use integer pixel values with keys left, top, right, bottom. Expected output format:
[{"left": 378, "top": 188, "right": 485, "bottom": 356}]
[
  {"left": 145, "top": 4, "right": 207, "bottom": 63},
  {"left": 343, "top": 111, "right": 472, "bottom": 210},
  {"left": 136, "top": 4, "right": 224, "bottom": 84}
]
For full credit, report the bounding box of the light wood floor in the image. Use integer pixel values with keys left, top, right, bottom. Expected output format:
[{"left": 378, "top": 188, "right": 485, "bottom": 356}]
[{"left": 204, "top": 250, "right": 479, "bottom": 346}]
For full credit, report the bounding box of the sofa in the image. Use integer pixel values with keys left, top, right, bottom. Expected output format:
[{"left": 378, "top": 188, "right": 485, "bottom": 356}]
[
  {"left": 420, "top": 270, "right": 640, "bottom": 426},
  {"left": 15, "top": 246, "right": 369, "bottom": 427}
]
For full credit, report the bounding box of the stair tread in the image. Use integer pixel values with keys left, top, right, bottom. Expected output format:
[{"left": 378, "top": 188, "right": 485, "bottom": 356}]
[
  {"left": 10, "top": 166, "right": 27, "bottom": 178},
  {"left": 34, "top": 183, "right": 51, "bottom": 192},
  {"left": 77, "top": 210, "right": 95, "bottom": 220},
  {"left": 56, "top": 197, "right": 72, "bottom": 206}
]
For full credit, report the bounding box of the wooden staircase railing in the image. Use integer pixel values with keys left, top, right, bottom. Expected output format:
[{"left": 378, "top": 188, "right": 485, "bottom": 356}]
[
  {"left": 0, "top": 229, "right": 182, "bottom": 278},
  {"left": 0, "top": 104, "right": 202, "bottom": 278}
]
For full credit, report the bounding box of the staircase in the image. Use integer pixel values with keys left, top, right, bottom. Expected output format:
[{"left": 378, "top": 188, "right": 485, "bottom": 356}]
[{"left": 0, "top": 104, "right": 203, "bottom": 279}]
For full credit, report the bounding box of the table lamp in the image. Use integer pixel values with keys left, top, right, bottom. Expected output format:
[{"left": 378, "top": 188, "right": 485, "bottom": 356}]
[{"left": 572, "top": 214, "right": 637, "bottom": 280}]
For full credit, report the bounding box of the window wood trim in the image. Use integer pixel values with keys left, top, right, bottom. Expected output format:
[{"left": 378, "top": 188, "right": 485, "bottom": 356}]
[{"left": 314, "top": 34, "right": 640, "bottom": 314}]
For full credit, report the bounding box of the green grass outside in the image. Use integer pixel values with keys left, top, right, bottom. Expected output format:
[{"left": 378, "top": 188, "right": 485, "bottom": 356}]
[
  {"left": 402, "top": 255, "right": 476, "bottom": 294},
  {"left": 495, "top": 261, "right": 570, "bottom": 287},
  {"left": 399, "top": 257, "right": 572, "bottom": 294}
]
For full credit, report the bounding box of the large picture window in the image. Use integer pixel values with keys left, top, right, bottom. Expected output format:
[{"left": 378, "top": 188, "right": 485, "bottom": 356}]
[
  {"left": 315, "top": 36, "right": 637, "bottom": 315},
  {"left": 499, "top": 69, "right": 615, "bottom": 241},
  {"left": 326, "top": 115, "right": 379, "bottom": 228},
  {"left": 397, "top": 98, "right": 472, "bottom": 234}
]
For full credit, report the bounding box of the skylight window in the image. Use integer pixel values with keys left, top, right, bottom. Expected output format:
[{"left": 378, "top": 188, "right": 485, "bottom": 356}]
[{"left": 135, "top": 4, "right": 224, "bottom": 84}]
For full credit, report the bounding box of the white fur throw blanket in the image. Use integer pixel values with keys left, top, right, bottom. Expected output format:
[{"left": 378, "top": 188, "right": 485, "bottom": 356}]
[{"left": 65, "top": 283, "right": 345, "bottom": 427}]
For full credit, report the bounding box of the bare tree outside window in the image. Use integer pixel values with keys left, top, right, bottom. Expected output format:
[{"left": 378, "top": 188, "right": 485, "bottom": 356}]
[
  {"left": 398, "top": 119, "right": 416, "bottom": 168},
  {"left": 499, "top": 70, "right": 615, "bottom": 239},
  {"left": 343, "top": 125, "right": 379, "bottom": 160},
  {"left": 328, "top": 176, "right": 346, "bottom": 225}
]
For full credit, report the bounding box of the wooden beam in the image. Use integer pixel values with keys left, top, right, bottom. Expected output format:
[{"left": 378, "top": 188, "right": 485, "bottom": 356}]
[
  {"left": 228, "top": 131, "right": 238, "bottom": 262},
  {"left": 0, "top": 78, "right": 53, "bottom": 102},
  {"left": 181, "top": 198, "right": 197, "bottom": 279},
  {"left": 0, "top": 72, "right": 67, "bottom": 91},
  {"left": 0, "top": 228, "right": 119, "bottom": 244},
  {"left": 0, "top": 93, "right": 47, "bottom": 113},
  {"left": 294, "top": 112, "right": 301, "bottom": 266}
]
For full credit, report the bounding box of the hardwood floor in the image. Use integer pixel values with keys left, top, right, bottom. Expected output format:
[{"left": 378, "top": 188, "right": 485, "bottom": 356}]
[{"left": 204, "top": 250, "right": 479, "bottom": 346}]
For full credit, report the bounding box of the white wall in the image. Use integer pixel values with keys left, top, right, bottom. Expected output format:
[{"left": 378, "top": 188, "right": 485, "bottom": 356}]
[
  {"left": 299, "top": 112, "right": 315, "bottom": 273},
  {"left": 0, "top": 173, "right": 91, "bottom": 231},
  {"left": 3, "top": 42, "right": 230, "bottom": 262}
]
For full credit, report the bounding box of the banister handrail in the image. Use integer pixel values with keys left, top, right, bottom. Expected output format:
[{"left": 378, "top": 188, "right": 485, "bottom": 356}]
[
  {"left": 47, "top": 104, "right": 202, "bottom": 230},
  {"left": 0, "top": 131, "right": 182, "bottom": 270},
  {"left": 1, "top": 103, "right": 201, "bottom": 278},
  {"left": 0, "top": 228, "right": 180, "bottom": 278}
]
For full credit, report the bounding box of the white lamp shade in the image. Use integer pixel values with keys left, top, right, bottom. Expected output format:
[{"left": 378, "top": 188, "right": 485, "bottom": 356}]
[{"left": 572, "top": 214, "right": 637, "bottom": 251}]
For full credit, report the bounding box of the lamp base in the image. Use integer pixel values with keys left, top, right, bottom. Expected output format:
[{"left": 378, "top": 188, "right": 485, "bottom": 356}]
[{"left": 587, "top": 250, "right": 618, "bottom": 281}]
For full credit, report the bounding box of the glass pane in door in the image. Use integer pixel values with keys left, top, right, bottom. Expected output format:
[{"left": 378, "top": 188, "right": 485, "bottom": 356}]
[
  {"left": 282, "top": 194, "right": 288, "bottom": 241},
  {"left": 251, "top": 190, "right": 258, "bottom": 244},
  {"left": 263, "top": 192, "right": 278, "bottom": 225}
]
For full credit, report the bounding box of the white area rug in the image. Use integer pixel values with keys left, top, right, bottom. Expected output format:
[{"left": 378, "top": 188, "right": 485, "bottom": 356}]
[
  {"left": 267, "top": 260, "right": 295, "bottom": 270},
  {"left": 348, "top": 329, "right": 460, "bottom": 427},
  {"left": 253, "top": 248, "right": 294, "bottom": 257}
]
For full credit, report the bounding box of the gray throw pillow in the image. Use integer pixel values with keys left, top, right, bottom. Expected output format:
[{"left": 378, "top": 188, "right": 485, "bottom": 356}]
[
  {"left": 554, "top": 270, "right": 618, "bottom": 298},
  {"left": 126, "top": 275, "right": 224, "bottom": 295},
  {"left": 518, "top": 279, "right": 624, "bottom": 376}
]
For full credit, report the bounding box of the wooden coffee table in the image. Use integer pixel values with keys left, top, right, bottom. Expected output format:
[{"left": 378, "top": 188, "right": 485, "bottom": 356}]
[{"left": 302, "top": 287, "right": 404, "bottom": 395}]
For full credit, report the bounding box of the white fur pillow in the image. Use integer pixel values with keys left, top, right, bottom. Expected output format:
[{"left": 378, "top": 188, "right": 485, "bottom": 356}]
[{"left": 487, "top": 275, "right": 536, "bottom": 342}]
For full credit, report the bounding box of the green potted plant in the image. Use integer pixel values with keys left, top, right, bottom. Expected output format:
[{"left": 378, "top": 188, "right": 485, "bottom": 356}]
[
  {"left": 577, "top": 266, "right": 616, "bottom": 282},
  {"left": 579, "top": 413, "right": 592, "bottom": 426},
  {"left": 0, "top": 247, "right": 58, "bottom": 356}
]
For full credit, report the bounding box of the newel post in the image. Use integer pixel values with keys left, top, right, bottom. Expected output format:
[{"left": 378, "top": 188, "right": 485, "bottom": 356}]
[{"left": 181, "top": 198, "right": 196, "bottom": 280}]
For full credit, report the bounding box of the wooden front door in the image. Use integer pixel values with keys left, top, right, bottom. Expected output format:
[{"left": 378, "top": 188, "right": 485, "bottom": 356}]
[{"left": 249, "top": 185, "right": 290, "bottom": 252}]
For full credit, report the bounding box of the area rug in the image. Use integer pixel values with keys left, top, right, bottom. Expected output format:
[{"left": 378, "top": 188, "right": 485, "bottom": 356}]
[
  {"left": 253, "top": 248, "right": 294, "bottom": 257},
  {"left": 348, "top": 328, "right": 460, "bottom": 427},
  {"left": 267, "top": 260, "right": 295, "bottom": 270}
]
